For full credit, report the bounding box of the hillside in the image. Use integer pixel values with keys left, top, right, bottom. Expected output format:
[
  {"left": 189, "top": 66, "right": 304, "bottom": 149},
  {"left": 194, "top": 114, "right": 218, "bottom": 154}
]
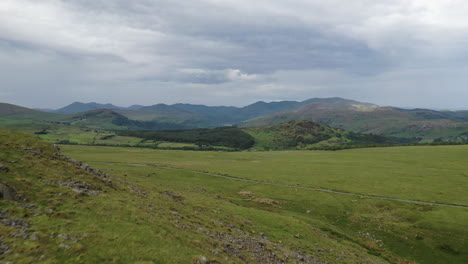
[
  {"left": 59, "top": 109, "right": 192, "bottom": 130},
  {"left": 0, "top": 103, "right": 58, "bottom": 120},
  {"left": 0, "top": 129, "right": 399, "bottom": 263},
  {"left": 244, "top": 120, "right": 404, "bottom": 150}
]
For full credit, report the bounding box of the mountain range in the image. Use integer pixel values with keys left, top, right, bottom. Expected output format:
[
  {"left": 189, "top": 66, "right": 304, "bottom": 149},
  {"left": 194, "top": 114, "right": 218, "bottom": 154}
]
[{"left": 3, "top": 98, "right": 468, "bottom": 140}]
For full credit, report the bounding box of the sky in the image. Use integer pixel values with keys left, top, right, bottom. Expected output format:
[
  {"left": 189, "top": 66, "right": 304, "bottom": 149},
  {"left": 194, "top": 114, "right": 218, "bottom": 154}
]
[{"left": 1, "top": 0, "right": 468, "bottom": 109}]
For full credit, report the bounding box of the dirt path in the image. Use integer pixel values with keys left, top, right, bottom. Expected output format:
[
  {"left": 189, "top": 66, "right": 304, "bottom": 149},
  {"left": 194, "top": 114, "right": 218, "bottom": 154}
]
[{"left": 90, "top": 161, "right": 468, "bottom": 209}]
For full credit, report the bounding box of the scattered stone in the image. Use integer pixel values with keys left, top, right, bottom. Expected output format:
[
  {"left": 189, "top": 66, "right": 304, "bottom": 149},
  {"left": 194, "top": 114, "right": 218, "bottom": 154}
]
[
  {"left": 192, "top": 220, "right": 325, "bottom": 264},
  {"left": 55, "top": 233, "right": 80, "bottom": 243},
  {"left": 57, "top": 179, "right": 101, "bottom": 196},
  {"left": 17, "top": 203, "right": 36, "bottom": 209},
  {"left": 0, "top": 210, "right": 28, "bottom": 229},
  {"left": 128, "top": 186, "right": 148, "bottom": 196},
  {"left": 0, "top": 236, "right": 10, "bottom": 255},
  {"left": 0, "top": 210, "right": 30, "bottom": 240},
  {"left": 294, "top": 233, "right": 302, "bottom": 239},
  {"left": 58, "top": 243, "right": 70, "bottom": 249},
  {"left": 21, "top": 148, "right": 43, "bottom": 157},
  {"left": 193, "top": 255, "right": 209, "bottom": 264}
]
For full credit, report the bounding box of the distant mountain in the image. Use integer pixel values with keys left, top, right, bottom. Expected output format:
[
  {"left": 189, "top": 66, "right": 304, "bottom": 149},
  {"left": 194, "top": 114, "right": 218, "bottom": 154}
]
[
  {"left": 44, "top": 102, "right": 145, "bottom": 114},
  {"left": 115, "top": 99, "right": 317, "bottom": 126},
  {"left": 53, "top": 102, "right": 123, "bottom": 114},
  {"left": 50, "top": 98, "right": 370, "bottom": 126},
  {"left": 126, "top": 105, "right": 145, "bottom": 110},
  {"left": 34, "top": 108, "right": 55, "bottom": 112}
]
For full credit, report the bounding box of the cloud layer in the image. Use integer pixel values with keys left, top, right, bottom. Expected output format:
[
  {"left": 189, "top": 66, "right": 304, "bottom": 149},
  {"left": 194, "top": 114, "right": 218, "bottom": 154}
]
[{"left": 1, "top": 0, "right": 468, "bottom": 109}]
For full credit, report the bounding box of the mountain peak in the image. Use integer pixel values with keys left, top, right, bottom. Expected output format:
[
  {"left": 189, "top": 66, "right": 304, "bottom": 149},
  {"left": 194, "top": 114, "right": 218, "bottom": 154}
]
[{"left": 54, "top": 102, "right": 122, "bottom": 114}]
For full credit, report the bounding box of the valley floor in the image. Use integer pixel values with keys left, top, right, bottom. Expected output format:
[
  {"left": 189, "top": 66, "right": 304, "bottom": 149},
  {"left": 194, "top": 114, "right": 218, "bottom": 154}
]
[{"left": 62, "top": 145, "right": 468, "bottom": 264}]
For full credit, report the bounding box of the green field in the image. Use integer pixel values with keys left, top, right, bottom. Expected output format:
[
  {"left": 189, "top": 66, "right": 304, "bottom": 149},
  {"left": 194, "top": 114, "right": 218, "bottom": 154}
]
[
  {"left": 1, "top": 130, "right": 393, "bottom": 263},
  {"left": 59, "top": 144, "right": 468, "bottom": 263}
]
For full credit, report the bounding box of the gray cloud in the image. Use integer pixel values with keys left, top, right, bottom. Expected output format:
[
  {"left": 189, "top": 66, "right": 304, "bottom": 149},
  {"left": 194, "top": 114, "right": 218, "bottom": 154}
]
[{"left": 1, "top": 0, "right": 468, "bottom": 109}]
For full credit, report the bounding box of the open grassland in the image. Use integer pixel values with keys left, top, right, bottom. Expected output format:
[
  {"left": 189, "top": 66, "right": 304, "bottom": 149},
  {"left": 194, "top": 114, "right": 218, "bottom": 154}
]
[
  {"left": 63, "top": 145, "right": 468, "bottom": 206},
  {"left": 60, "top": 145, "right": 468, "bottom": 264}
]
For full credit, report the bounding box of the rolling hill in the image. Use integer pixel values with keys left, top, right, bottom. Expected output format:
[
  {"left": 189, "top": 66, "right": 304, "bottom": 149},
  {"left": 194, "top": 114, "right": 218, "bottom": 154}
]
[
  {"left": 3, "top": 98, "right": 468, "bottom": 142},
  {"left": 242, "top": 99, "right": 468, "bottom": 141},
  {"left": 244, "top": 120, "right": 406, "bottom": 150}
]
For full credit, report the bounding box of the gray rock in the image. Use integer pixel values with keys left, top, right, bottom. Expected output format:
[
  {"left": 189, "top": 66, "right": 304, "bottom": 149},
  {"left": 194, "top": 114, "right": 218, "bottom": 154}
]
[
  {"left": 194, "top": 256, "right": 209, "bottom": 264},
  {"left": 59, "top": 243, "right": 70, "bottom": 249}
]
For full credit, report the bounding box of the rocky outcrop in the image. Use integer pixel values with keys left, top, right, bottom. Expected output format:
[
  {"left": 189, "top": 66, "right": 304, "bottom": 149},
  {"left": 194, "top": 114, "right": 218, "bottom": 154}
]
[
  {"left": 0, "top": 162, "right": 15, "bottom": 200},
  {"left": 52, "top": 145, "right": 113, "bottom": 187},
  {"left": 0, "top": 183, "right": 15, "bottom": 200}
]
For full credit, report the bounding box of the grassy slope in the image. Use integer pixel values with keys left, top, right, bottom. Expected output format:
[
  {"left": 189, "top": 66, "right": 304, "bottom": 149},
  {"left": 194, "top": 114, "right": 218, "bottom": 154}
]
[
  {"left": 0, "top": 129, "right": 393, "bottom": 263},
  {"left": 61, "top": 145, "right": 468, "bottom": 264},
  {"left": 0, "top": 103, "right": 59, "bottom": 121}
]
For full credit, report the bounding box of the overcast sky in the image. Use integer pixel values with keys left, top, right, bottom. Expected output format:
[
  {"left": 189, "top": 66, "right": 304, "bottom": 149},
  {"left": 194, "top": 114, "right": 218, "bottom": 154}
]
[{"left": 1, "top": 0, "right": 468, "bottom": 109}]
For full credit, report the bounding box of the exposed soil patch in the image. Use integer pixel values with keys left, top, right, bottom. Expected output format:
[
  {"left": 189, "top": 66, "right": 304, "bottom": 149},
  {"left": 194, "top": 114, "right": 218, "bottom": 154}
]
[
  {"left": 238, "top": 191, "right": 253, "bottom": 197},
  {"left": 252, "top": 198, "right": 281, "bottom": 206}
]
